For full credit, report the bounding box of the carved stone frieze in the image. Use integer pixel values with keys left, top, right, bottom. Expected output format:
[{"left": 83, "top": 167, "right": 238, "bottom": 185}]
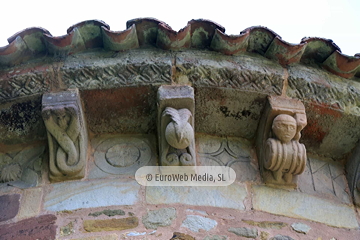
[
  {"left": 92, "top": 136, "right": 154, "bottom": 177},
  {"left": 287, "top": 66, "right": 360, "bottom": 115},
  {"left": 175, "top": 52, "right": 285, "bottom": 95},
  {"left": 176, "top": 64, "right": 282, "bottom": 95},
  {"left": 42, "top": 89, "right": 87, "bottom": 182},
  {"left": 0, "top": 146, "right": 45, "bottom": 188},
  {"left": 0, "top": 71, "right": 51, "bottom": 102},
  {"left": 62, "top": 62, "right": 171, "bottom": 90},
  {"left": 299, "top": 157, "right": 350, "bottom": 203},
  {"left": 198, "top": 136, "right": 259, "bottom": 182},
  {"left": 256, "top": 96, "right": 307, "bottom": 187},
  {"left": 158, "top": 86, "right": 195, "bottom": 166}
]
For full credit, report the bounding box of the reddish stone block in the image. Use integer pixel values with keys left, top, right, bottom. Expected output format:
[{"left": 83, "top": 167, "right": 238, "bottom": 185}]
[
  {"left": 0, "top": 214, "right": 57, "bottom": 240},
  {"left": 0, "top": 194, "right": 20, "bottom": 222}
]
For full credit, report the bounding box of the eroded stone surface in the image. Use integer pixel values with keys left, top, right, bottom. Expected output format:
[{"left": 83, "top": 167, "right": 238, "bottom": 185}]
[
  {"left": 142, "top": 207, "right": 177, "bottom": 229},
  {"left": 291, "top": 222, "right": 311, "bottom": 234},
  {"left": 270, "top": 235, "right": 295, "bottom": 240},
  {"left": 253, "top": 185, "right": 359, "bottom": 228},
  {"left": 71, "top": 234, "right": 118, "bottom": 240},
  {"left": 89, "top": 209, "right": 125, "bottom": 217},
  {"left": 261, "top": 231, "right": 270, "bottom": 240},
  {"left": 42, "top": 89, "right": 87, "bottom": 182},
  {"left": 287, "top": 64, "right": 360, "bottom": 159},
  {"left": 82, "top": 86, "right": 157, "bottom": 135},
  {"left": 0, "top": 194, "right": 20, "bottom": 222},
  {"left": 195, "top": 88, "right": 266, "bottom": 139},
  {"left": 176, "top": 51, "right": 284, "bottom": 95},
  {"left": 242, "top": 220, "right": 287, "bottom": 229},
  {"left": 0, "top": 214, "right": 56, "bottom": 240},
  {"left": 228, "top": 227, "right": 258, "bottom": 238},
  {"left": 203, "top": 235, "right": 228, "bottom": 240},
  {"left": 198, "top": 136, "right": 258, "bottom": 182},
  {"left": 0, "top": 146, "right": 45, "bottom": 188},
  {"left": 0, "top": 94, "right": 46, "bottom": 145},
  {"left": 181, "top": 215, "right": 217, "bottom": 232},
  {"left": 298, "top": 157, "right": 350, "bottom": 203},
  {"left": 45, "top": 179, "right": 139, "bottom": 211},
  {"left": 146, "top": 184, "right": 246, "bottom": 210},
  {"left": 158, "top": 86, "right": 196, "bottom": 166},
  {"left": 60, "top": 221, "right": 75, "bottom": 236},
  {"left": 170, "top": 232, "right": 196, "bottom": 240},
  {"left": 83, "top": 217, "right": 138, "bottom": 232},
  {"left": 18, "top": 188, "right": 42, "bottom": 219},
  {"left": 256, "top": 96, "right": 307, "bottom": 187},
  {"left": 90, "top": 135, "right": 155, "bottom": 178}
]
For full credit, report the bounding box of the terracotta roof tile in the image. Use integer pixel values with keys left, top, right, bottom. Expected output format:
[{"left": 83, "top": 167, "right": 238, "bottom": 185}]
[
  {"left": 67, "top": 20, "right": 109, "bottom": 49},
  {"left": 126, "top": 18, "right": 162, "bottom": 46},
  {"left": 210, "top": 29, "right": 249, "bottom": 55},
  {"left": 241, "top": 26, "right": 279, "bottom": 55},
  {"left": 264, "top": 36, "right": 307, "bottom": 66},
  {"left": 156, "top": 23, "right": 191, "bottom": 50},
  {"left": 322, "top": 50, "right": 360, "bottom": 78},
  {"left": 0, "top": 18, "right": 359, "bottom": 79},
  {"left": 102, "top": 24, "right": 139, "bottom": 51}
]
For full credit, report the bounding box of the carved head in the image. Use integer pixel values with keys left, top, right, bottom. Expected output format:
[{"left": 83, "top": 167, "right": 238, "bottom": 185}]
[
  {"left": 272, "top": 114, "right": 297, "bottom": 143},
  {"left": 54, "top": 108, "right": 71, "bottom": 130}
]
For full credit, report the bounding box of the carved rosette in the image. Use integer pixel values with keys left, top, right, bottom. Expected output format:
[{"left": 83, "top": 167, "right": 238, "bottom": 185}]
[
  {"left": 42, "top": 89, "right": 87, "bottom": 182},
  {"left": 158, "top": 86, "right": 196, "bottom": 166},
  {"left": 256, "top": 96, "right": 307, "bottom": 188}
]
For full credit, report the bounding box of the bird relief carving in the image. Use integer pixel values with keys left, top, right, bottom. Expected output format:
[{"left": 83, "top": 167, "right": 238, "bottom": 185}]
[
  {"left": 158, "top": 85, "right": 196, "bottom": 167},
  {"left": 161, "top": 107, "right": 195, "bottom": 166}
]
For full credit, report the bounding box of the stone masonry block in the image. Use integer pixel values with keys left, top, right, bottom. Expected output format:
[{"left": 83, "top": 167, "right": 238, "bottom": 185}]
[
  {"left": 0, "top": 194, "right": 20, "bottom": 222},
  {"left": 45, "top": 179, "right": 139, "bottom": 211},
  {"left": 0, "top": 214, "right": 57, "bottom": 240}
]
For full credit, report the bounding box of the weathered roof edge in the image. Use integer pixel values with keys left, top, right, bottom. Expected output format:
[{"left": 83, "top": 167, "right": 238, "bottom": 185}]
[{"left": 0, "top": 18, "right": 359, "bottom": 79}]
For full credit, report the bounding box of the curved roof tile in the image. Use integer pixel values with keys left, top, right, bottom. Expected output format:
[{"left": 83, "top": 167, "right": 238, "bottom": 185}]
[{"left": 0, "top": 18, "right": 359, "bottom": 79}]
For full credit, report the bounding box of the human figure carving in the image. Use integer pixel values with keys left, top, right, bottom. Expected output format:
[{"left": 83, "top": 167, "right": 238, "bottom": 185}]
[
  {"left": 161, "top": 107, "right": 195, "bottom": 166},
  {"left": 264, "top": 114, "right": 306, "bottom": 184},
  {"left": 42, "top": 104, "right": 84, "bottom": 179}
]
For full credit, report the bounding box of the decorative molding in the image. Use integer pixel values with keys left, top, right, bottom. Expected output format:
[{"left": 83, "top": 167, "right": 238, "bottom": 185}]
[
  {"left": 157, "top": 85, "right": 195, "bottom": 166},
  {"left": 0, "top": 146, "right": 45, "bottom": 188},
  {"left": 299, "top": 158, "right": 350, "bottom": 203},
  {"left": 176, "top": 64, "right": 283, "bottom": 95},
  {"left": 62, "top": 63, "right": 171, "bottom": 90},
  {"left": 198, "top": 136, "right": 259, "bottom": 182},
  {"left": 94, "top": 136, "right": 153, "bottom": 175},
  {"left": 0, "top": 72, "right": 51, "bottom": 102},
  {"left": 256, "top": 96, "right": 307, "bottom": 187},
  {"left": 42, "top": 89, "right": 87, "bottom": 182},
  {"left": 287, "top": 72, "right": 360, "bottom": 113}
]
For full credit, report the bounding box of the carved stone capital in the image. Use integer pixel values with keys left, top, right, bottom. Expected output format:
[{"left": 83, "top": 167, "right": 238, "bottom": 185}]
[
  {"left": 158, "top": 86, "right": 195, "bottom": 166},
  {"left": 42, "top": 89, "right": 87, "bottom": 182},
  {"left": 256, "top": 96, "right": 307, "bottom": 188}
]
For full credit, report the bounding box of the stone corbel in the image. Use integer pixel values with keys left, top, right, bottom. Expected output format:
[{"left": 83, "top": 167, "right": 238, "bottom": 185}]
[
  {"left": 42, "top": 89, "right": 87, "bottom": 182},
  {"left": 256, "top": 96, "right": 307, "bottom": 188},
  {"left": 346, "top": 141, "right": 360, "bottom": 207},
  {"left": 158, "top": 86, "right": 196, "bottom": 166}
]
